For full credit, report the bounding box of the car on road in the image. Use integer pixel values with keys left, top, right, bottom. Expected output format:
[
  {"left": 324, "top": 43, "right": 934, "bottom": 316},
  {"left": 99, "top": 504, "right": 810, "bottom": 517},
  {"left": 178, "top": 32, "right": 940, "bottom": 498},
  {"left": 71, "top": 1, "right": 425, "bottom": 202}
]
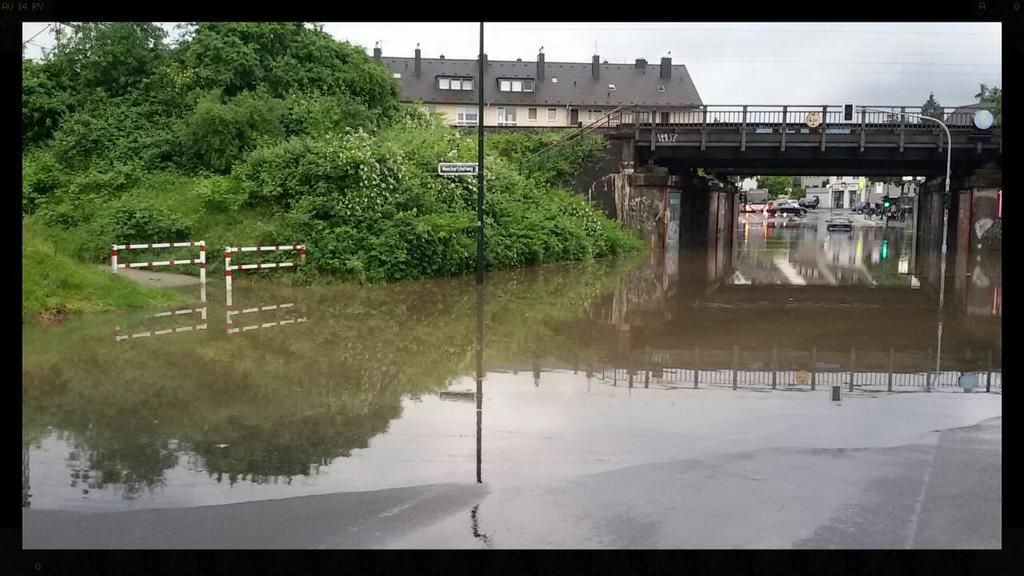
[
  {"left": 826, "top": 216, "right": 853, "bottom": 231},
  {"left": 798, "top": 196, "right": 820, "bottom": 209},
  {"left": 767, "top": 200, "right": 807, "bottom": 217}
]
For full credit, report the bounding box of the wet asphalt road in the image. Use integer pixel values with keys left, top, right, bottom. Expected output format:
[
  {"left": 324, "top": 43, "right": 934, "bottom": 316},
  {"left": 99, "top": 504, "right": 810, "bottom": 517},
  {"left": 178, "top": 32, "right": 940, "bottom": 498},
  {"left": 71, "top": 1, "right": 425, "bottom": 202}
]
[{"left": 24, "top": 417, "right": 1000, "bottom": 549}]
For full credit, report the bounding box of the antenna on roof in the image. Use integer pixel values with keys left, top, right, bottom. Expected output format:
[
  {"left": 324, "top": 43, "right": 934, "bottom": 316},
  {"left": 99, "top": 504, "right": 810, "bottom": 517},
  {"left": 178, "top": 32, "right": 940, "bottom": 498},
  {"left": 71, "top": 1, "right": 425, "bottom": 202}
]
[
  {"left": 539, "top": 46, "right": 544, "bottom": 53},
  {"left": 374, "top": 41, "right": 379, "bottom": 48},
  {"left": 416, "top": 42, "right": 420, "bottom": 49}
]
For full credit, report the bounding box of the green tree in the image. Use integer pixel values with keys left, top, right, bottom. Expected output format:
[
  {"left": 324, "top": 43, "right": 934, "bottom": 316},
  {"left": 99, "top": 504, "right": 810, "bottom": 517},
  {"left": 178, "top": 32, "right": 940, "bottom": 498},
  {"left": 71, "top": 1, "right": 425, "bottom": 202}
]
[
  {"left": 46, "top": 22, "right": 169, "bottom": 99},
  {"left": 975, "top": 84, "right": 1001, "bottom": 123},
  {"left": 921, "top": 92, "right": 943, "bottom": 120},
  {"left": 757, "top": 176, "right": 792, "bottom": 200}
]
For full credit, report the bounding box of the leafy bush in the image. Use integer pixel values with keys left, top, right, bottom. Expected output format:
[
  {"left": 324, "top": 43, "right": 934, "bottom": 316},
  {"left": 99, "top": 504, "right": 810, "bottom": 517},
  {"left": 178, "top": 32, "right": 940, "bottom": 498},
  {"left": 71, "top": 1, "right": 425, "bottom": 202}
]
[
  {"left": 22, "top": 149, "right": 66, "bottom": 214},
  {"left": 179, "top": 90, "right": 286, "bottom": 173},
  {"left": 194, "top": 173, "right": 247, "bottom": 212}
]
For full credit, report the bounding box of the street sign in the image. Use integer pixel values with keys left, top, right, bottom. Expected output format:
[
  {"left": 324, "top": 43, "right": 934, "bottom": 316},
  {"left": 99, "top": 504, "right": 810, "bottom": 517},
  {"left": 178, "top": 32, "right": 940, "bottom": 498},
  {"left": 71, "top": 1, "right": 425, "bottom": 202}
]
[{"left": 438, "top": 163, "right": 478, "bottom": 176}]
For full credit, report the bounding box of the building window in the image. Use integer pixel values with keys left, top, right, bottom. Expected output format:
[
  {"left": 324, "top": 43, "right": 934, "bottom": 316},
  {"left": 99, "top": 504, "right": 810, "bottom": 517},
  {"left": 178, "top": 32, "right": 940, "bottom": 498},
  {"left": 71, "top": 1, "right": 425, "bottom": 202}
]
[
  {"left": 498, "top": 78, "right": 535, "bottom": 92},
  {"left": 608, "top": 84, "right": 616, "bottom": 91},
  {"left": 657, "top": 85, "right": 665, "bottom": 92},
  {"left": 547, "top": 108, "right": 557, "bottom": 121},
  {"left": 588, "top": 109, "right": 602, "bottom": 121},
  {"left": 439, "top": 77, "right": 474, "bottom": 91},
  {"left": 528, "top": 108, "right": 537, "bottom": 120},
  {"left": 392, "top": 73, "right": 402, "bottom": 78},
  {"left": 497, "top": 107, "right": 517, "bottom": 126},
  {"left": 457, "top": 106, "right": 478, "bottom": 125},
  {"left": 551, "top": 77, "right": 558, "bottom": 83}
]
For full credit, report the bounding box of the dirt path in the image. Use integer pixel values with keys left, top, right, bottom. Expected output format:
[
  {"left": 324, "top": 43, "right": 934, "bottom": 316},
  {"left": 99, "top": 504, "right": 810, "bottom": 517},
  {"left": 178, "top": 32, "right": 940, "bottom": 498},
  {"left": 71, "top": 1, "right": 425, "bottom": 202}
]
[{"left": 102, "top": 266, "right": 202, "bottom": 288}]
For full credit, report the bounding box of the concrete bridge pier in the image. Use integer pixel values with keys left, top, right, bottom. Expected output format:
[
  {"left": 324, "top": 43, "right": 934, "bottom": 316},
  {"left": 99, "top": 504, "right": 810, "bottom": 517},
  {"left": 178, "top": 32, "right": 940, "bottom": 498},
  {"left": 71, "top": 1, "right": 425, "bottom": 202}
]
[{"left": 914, "top": 166, "right": 1001, "bottom": 306}]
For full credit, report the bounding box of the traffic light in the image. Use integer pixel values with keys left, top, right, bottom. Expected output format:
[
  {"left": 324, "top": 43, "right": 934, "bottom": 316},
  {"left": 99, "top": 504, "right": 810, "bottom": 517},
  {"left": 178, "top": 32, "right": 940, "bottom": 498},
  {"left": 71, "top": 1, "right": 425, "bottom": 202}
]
[
  {"left": 883, "top": 199, "right": 891, "bottom": 209},
  {"left": 843, "top": 104, "right": 855, "bottom": 122}
]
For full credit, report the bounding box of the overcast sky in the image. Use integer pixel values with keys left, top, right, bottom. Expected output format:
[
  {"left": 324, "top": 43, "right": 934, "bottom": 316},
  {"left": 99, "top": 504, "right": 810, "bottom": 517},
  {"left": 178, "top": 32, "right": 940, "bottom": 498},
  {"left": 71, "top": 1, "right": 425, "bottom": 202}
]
[{"left": 22, "top": 22, "right": 1001, "bottom": 106}]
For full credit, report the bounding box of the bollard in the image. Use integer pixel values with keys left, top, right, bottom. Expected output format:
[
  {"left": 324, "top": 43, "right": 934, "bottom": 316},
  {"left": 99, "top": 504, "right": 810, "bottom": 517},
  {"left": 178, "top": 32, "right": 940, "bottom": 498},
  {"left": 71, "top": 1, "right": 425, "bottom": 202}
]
[
  {"left": 832, "top": 385, "right": 841, "bottom": 402},
  {"left": 644, "top": 368, "right": 650, "bottom": 389},
  {"left": 811, "top": 347, "right": 817, "bottom": 391},
  {"left": 888, "top": 348, "right": 894, "bottom": 392},
  {"left": 849, "top": 348, "right": 856, "bottom": 392},
  {"left": 772, "top": 347, "right": 778, "bottom": 390}
]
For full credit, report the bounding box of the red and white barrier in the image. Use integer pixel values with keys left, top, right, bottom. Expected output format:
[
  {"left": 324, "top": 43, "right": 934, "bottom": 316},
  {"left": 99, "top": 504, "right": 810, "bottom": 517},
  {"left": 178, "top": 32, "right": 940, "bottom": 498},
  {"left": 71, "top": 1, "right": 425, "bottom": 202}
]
[
  {"left": 112, "top": 241, "right": 207, "bottom": 301},
  {"left": 225, "top": 302, "right": 306, "bottom": 335},
  {"left": 224, "top": 244, "right": 305, "bottom": 308},
  {"left": 115, "top": 305, "right": 208, "bottom": 342}
]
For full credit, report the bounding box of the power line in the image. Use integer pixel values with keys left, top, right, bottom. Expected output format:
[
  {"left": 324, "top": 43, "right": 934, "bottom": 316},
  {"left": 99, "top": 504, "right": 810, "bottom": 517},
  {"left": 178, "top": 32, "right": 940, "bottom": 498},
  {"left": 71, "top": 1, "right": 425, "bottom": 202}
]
[{"left": 22, "top": 23, "right": 51, "bottom": 46}]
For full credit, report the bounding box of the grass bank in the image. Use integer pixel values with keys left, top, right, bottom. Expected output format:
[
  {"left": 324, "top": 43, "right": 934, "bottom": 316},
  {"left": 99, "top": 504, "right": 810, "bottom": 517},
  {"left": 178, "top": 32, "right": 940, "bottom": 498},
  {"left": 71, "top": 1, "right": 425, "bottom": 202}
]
[{"left": 23, "top": 218, "right": 185, "bottom": 323}]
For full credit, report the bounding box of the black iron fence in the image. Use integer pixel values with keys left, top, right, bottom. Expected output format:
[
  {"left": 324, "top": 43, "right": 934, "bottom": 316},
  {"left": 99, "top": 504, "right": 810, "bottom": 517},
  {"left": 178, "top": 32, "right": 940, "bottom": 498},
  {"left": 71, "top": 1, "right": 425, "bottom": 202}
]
[{"left": 600, "top": 347, "right": 1001, "bottom": 393}]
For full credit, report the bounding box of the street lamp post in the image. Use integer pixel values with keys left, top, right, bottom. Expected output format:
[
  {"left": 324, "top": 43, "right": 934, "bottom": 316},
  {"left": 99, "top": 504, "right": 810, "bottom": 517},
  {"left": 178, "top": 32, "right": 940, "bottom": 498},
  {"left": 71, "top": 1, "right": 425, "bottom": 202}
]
[{"left": 860, "top": 107, "right": 952, "bottom": 386}]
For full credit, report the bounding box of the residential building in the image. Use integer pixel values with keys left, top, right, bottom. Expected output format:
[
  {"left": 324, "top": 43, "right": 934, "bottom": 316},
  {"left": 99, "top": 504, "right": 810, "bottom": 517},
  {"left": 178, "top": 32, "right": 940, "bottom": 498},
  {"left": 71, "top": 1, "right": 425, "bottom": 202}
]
[{"left": 376, "top": 47, "right": 703, "bottom": 128}]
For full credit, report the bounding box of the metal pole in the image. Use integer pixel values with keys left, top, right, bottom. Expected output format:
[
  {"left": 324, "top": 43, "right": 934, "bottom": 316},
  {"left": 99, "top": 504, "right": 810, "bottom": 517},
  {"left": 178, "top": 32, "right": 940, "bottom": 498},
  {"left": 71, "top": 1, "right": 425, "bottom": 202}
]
[
  {"left": 475, "top": 281, "right": 483, "bottom": 484},
  {"left": 987, "top": 348, "right": 992, "bottom": 393},
  {"left": 693, "top": 347, "right": 699, "bottom": 389},
  {"left": 732, "top": 345, "right": 738, "bottom": 390},
  {"left": 888, "top": 348, "right": 894, "bottom": 392},
  {"left": 863, "top": 108, "right": 953, "bottom": 379},
  {"left": 849, "top": 348, "right": 856, "bottom": 392},
  {"left": 811, "top": 347, "right": 817, "bottom": 391},
  {"left": 476, "top": 22, "right": 485, "bottom": 286},
  {"left": 772, "top": 346, "right": 778, "bottom": 390}
]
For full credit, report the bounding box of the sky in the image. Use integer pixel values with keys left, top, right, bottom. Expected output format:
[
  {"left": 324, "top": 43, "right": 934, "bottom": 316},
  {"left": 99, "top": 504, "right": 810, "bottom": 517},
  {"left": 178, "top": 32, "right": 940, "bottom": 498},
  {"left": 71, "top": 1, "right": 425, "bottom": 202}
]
[{"left": 22, "top": 22, "right": 1001, "bottom": 107}]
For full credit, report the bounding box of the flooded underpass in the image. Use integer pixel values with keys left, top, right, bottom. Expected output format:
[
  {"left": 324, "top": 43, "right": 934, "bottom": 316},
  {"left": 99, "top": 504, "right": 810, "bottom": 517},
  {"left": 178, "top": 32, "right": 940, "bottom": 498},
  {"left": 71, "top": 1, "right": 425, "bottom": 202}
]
[{"left": 22, "top": 209, "right": 1001, "bottom": 548}]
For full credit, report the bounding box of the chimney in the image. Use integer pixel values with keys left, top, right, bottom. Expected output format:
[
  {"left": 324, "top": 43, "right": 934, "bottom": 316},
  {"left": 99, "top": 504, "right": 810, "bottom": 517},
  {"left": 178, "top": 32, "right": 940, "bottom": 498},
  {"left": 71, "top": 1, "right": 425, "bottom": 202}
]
[
  {"left": 592, "top": 55, "right": 599, "bottom": 80},
  {"left": 537, "top": 51, "right": 545, "bottom": 82},
  {"left": 660, "top": 56, "right": 671, "bottom": 80},
  {"left": 479, "top": 53, "right": 488, "bottom": 69},
  {"left": 414, "top": 47, "right": 421, "bottom": 78},
  {"left": 373, "top": 46, "right": 381, "bottom": 64},
  {"left": 635, "top": 58, "right": 647, "bottom": 71}
]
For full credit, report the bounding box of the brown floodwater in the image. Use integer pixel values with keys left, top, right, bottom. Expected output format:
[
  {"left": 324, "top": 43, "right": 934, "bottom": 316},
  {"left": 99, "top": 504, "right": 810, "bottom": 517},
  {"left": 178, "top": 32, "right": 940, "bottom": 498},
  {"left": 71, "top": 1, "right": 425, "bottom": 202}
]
[{"left": 22, "top": 212, "right": 1001, "bottom": 515}]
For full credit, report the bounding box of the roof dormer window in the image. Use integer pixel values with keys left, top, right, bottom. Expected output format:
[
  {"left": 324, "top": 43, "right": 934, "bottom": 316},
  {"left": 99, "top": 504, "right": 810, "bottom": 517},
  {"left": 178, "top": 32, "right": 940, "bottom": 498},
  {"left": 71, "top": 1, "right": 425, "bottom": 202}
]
[
  {"left": 393, "top": 73, "right": 402, "bottom": 79},
  {"left": 657, "top": 85, "right": 666, "bottom": 92},
  {"left": 498, "top": 78, "right": 536, "bottom": 92},
  {"left": 551, "top": 77, "right": 558, "bottom": 83},
  {"left": 438, "top": 76, "right": 474, "bottom": 91},
  {"left": 608, "top": 84, "right": 616, "bottom": 91}
]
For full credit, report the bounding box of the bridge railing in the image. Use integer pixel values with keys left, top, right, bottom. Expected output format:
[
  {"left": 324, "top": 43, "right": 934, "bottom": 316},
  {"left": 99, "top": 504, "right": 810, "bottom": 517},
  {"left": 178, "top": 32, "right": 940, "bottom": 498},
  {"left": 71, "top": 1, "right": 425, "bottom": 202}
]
[{"left": 615, "top": 105, "right": 997, "bottom": 130}]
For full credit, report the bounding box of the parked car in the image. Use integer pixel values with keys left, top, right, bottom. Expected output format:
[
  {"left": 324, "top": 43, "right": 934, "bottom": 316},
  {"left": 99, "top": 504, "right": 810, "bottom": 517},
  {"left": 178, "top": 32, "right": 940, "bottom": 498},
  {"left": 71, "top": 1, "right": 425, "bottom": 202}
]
[
  {"left": 826, "top": 216, "right": 853, "bottom": 231},
  {"left": 767, "top": 200, "right": 807, "bottom": 217},
  {"left": 798, "top": 196, "right": 820, "bottom": 209}
]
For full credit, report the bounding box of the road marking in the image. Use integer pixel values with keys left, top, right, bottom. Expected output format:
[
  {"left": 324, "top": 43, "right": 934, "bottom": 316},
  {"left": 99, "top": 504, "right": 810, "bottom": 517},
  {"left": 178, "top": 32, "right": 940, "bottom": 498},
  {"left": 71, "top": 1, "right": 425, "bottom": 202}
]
[{"left": 773, "top": 256, "right": 807, "bottom": 286}]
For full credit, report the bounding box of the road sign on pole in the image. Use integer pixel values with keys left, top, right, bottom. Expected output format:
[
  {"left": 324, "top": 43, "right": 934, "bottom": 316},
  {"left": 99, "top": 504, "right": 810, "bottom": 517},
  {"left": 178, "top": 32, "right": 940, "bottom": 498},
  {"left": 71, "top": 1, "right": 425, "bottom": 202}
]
[{"left": 439, "top": 162, "right": 479, "bottom": 175}]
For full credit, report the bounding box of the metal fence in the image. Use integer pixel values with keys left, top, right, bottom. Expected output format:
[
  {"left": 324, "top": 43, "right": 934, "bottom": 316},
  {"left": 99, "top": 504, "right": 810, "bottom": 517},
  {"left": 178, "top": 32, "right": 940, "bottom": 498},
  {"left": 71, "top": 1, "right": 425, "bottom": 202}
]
[
  {"left": 598, "top": 346, "right": 1001, "bottom": 393},
  {"left": 605, "top": 105, "right": 995, "bottom": 130}
]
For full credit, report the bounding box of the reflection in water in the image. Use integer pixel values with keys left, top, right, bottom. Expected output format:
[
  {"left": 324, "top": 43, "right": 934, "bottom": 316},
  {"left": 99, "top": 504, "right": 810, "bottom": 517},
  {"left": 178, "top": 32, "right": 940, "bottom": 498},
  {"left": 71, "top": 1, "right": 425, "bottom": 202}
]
[
  {"left": 471, "top": 504, "right": 493, "bottom": 549},
  {"left": 23, "top": 227, "right": 1000, "bottom": 511}
]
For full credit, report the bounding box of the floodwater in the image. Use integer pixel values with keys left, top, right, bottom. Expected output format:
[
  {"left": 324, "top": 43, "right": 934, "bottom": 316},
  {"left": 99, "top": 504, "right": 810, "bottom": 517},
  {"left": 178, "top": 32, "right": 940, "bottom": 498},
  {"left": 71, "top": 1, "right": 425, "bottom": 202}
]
[{"left": 22, "top": 209, "right": 1002, "bottom": 548}]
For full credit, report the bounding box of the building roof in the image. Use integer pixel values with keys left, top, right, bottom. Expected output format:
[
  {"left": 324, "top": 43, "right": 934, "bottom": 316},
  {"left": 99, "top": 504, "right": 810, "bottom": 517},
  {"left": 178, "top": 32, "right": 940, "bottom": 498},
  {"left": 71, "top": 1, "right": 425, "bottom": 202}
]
[{"left": 381, "top": 56, "right": 703, "bottom": 108}]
